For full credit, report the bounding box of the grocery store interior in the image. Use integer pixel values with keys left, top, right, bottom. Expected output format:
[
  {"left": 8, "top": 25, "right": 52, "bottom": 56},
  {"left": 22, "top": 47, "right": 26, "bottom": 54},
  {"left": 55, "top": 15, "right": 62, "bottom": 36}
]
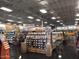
[{"left": 0, "top": 0, "right": 79, "bottom": 59}]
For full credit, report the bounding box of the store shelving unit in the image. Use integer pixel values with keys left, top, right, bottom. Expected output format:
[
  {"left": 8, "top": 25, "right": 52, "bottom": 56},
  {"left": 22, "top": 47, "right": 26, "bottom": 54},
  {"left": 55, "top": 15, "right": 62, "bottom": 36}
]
[
  {"left": 21, "top": 27, "right": 53, "bottom": 56},
  {"left": 26, "top": 30, "right": 47, "bottom": 54},
  {"left": 51, "top": 32, "right": 64, "bottom": 51},
  {"left": 52, "top": 32, "right": 64, "bottom": 41}
]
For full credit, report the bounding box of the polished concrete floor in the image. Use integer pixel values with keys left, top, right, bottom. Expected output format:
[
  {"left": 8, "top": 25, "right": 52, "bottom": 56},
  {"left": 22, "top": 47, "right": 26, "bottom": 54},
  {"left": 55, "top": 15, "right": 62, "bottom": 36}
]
[
  {"left": 21, "top": 45, "right": 78, "bottom": 59},
  {"left": 10, "top": 44, "right": 79, "bottom": 59}
]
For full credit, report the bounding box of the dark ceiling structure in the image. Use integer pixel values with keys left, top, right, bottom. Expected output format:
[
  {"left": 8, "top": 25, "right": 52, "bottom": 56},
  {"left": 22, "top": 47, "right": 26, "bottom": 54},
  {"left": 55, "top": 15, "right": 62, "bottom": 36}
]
[{"left": 0, "top": 0, "right": 78, "bottom": 26}]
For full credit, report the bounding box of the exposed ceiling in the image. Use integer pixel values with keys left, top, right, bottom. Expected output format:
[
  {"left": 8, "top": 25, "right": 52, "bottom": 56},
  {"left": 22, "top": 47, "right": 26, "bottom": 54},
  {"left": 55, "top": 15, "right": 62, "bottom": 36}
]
[{"left": 0, "top": 0, "right": 78, "bottom": 26}]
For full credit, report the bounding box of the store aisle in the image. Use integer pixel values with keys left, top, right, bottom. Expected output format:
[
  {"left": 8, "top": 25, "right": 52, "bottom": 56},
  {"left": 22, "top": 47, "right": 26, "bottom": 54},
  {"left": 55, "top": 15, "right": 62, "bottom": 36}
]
[
  {"left": 10, "top": 44, "right": 20, "bottom": 59},
  {"left": 10, "top": 44, "right": 79, "bottom": 59},
  {"left": 21, "top": 45, "right": 78, "bottom": 59}
]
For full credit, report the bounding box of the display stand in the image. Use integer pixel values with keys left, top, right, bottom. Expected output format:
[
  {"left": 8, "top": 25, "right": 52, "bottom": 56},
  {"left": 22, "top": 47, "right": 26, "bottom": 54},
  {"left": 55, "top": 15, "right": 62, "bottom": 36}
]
[{"left": 21, "top": 27, "right": 53, "bottom": 56}]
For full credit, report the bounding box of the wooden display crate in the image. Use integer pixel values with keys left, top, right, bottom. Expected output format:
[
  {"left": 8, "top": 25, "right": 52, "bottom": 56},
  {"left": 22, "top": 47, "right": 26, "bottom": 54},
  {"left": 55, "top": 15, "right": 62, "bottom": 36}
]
[{"left": 28, "top": 47, "right": 46, "bottom": 54}]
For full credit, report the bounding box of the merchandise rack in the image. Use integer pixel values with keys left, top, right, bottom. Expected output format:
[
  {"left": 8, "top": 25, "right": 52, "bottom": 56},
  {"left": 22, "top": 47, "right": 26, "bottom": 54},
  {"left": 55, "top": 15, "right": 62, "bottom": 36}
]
[
  {"left": 26, "top": 30, "right": 47, "bottom": 54},
  {"left": 21, "top": 27, "right": 53, "bottom": 56}
]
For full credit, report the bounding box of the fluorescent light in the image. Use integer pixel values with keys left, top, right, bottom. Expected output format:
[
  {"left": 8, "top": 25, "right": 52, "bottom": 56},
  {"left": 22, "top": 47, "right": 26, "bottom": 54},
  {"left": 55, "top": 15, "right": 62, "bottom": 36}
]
[
  {"left": 60, "top": 23, "right": 63, "bottom": 24},
  {"left": 57, "top": 20, "right": 60, "bottom": 22},
  {"left": 39, "top": 1, "right": 48, "bottom": 5},
  {"left": 36, "top": 19, "right": 41, "bottom": 21},
  {"left": 7, "top": 19, "right": 14, "bottom": 22},
  {"left": 75, "top": 18, "right": 79, "bottom": 20},
  {"left": 27, "top": 16, "right": 34, "bottom": 19},
  {"left": 0, "top": 7, "right": 13, "bottom": 12},
  {"left": 50, "top": 24, "right": 54, "bottom": 26},
  {"left": 40, "top": 9, "right": 47, "bottom": 13},
  {"left": 17, "top": 21, "right": 22, "bottom": 23},
  {"left": 44, "top": 21, "right": 47, "bottom": 24},
  {"left": 76, "top": 13, "right": 79, "bottom": 16},
  {"left": 51, "top": 17, "right": 56, "bottom": 19}
]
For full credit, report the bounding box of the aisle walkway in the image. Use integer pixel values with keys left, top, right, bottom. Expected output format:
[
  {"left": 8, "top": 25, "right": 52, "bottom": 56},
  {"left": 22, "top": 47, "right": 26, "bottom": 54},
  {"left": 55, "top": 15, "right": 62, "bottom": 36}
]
[
  {"left": 21, "top": 45, "right": 78, "bottom": 59},
  {"left": 10, "top": 44, "right": 20, "bottom": 59},
  {"left": 10, "top": 44, "right": 79, "bottom": 59}
]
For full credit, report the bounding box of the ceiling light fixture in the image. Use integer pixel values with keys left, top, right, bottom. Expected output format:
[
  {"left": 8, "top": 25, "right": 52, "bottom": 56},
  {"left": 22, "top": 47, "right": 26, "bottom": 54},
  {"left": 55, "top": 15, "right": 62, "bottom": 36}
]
[
  {"left": 44, "top": 21, "right": 47, "bottom": 24},
  {"left": 27, "top": 16, "right": 34, "bottom": 19},
  {"left": 7, "top": 19, "right": 14, "bottom": 22},
  {"left": 76, "top": 13, "right": 79, "bottom": 16},
  {"left": 40, "top": 9, "right": 47, "bottom": 13},
  {"left": 75, "top": 18, "right": 79, "bottom": 20},
  {"left": 50, "top": 24, "right": 54, "bottom": 26},
  {"left": 60, "top": 23, "right": 63, "bottom": 24},
  {"left": 51, "top": 17, "right": 56, "bottom": 19},
  {"left": 17, "top": 21, "right": 22, "bottom": 23},
  {"left": 36, "top": 19, "right": 41, "bottom": 21},
  {"left": 39, "top": 1, "right": 48, "bottom": 5},
  {"left": 57, "top": 20, "right": 60, "bottom": 22},
  {"left": 0, "top": 7, "right": 13, "bottom": 12}
]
